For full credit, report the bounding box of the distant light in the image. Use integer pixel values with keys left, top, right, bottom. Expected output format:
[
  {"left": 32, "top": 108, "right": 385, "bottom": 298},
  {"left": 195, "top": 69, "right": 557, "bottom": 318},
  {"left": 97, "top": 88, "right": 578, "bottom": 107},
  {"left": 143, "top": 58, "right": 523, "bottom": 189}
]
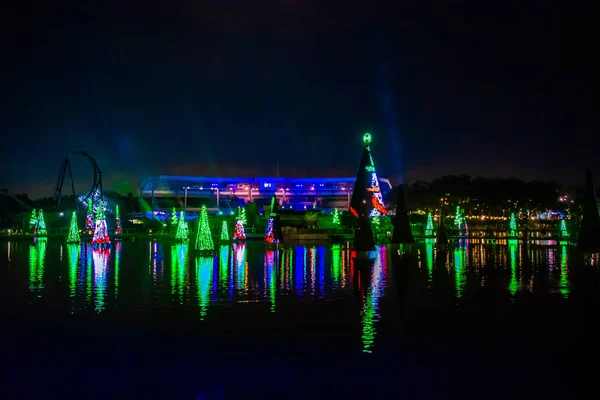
[{"left": 59, "top": 212, "right": 64, "bottom": 217}]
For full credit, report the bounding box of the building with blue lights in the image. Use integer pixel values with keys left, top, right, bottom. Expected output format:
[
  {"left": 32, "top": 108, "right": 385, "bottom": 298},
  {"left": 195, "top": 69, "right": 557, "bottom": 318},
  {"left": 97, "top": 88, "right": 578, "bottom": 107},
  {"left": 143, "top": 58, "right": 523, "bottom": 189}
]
[{"left": 138, "top": 175, "right": 393, "bottom": 213}]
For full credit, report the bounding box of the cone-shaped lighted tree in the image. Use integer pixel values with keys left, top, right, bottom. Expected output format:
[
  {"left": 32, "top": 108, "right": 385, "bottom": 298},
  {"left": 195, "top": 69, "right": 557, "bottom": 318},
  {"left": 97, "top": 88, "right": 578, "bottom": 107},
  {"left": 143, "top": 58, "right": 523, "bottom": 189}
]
[
  {"left": 29, "top": 209, "right": 38, "bottom": 230},
  {"left": 220, "top": 220, "right": 230, "bottom": 242},
  {"left": 85, "top": 198, "right": 95, "bottom": 234},
  {"left": 170, "top": 207, "right": 178, "bottom": 228},
  {"left": 454, "top": 206, "right": 467, "bottom": 236},
  {"left": 37, "top": 210, "right": 48, "bottom": 236},
  {"left": 92, "top": 201, "right": 110, "bottom": 245},
  {"left": 264, "top": 195, "right": 283, "bottom": 244},
  {"left": 332, "top": 208, "right": 341, "bottom": 227},
  {"left": 349, "top": 133, "right": 387, "bottom": 218},
  {"left": 560, "top": 219, "right": 569, "bottom": 239},
  {"left": 115, "top": 204, "right": 122, "bottom": 235},
  {"left": 67, "top": 211, "right": 80, "bottom": 243},
  {"left": 233, "top": 220, "right": 246, "bottom": 240},
  {"left": 508, "top": 213, "right": 518, "bottom": 238},
  {"left": 175, "top": 211, "right": 189, "bottom": 241},
  {"left": 195, "top": 205, "right": 214, "bottom": 252},
  {"left": 237, "top": 206, "right": 247, "bottom": 225},
  {"left": 425, "top": 212, "right": 435, "bottom": 237}
]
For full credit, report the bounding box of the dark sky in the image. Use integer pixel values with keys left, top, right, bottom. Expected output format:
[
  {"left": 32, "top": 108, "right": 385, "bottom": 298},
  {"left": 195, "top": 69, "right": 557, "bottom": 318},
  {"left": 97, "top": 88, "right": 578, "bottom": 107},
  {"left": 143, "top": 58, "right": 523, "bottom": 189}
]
[{"left": 1, "top": 0, "right": 576, "bottom": 198}]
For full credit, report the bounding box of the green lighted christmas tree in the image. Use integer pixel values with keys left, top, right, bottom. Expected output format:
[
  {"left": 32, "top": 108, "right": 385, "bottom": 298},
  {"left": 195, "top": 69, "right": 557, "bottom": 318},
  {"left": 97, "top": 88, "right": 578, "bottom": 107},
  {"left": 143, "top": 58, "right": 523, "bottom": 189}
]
[
  {"left": 67, "top": 211, "right": 80, "bottom": 243},
  {"left": 425, "top": 212, "right": 434, "bottom": 236},
  {"left": 29, "top": 209, "right": 38, "bottom": 228},
  {"left": 220, "top": 220, "right": 230, "bottom": 242},
  {"left": 92, "top": 201, "right": 110, "bottom": 245},
  {"left": 170, "top": 207, "right": 178, "bottom": 228},
  {"left": 508, "top": 213, "right": 518, "bottom": 237},
  {"left": 332, "top": 208, "right": 341, "bottom": 226},
  {"left": 237, "top": 206, "right": 247, "bottom": 225},
  {"left": 115, "top": 204, "right": 122, "bottom": 235},
  {"left": 454, "top": 206, "right": 467, "bottom": 236},
  {"left": 175, "top": 211, "right": 189, "bottom": 241},
  {"left": 195, "top": 205, "right": 214, "bottom": 252},
  {"left": 37, "top": 210, "right": 47, "bottom": 236},
  {"left": 560, "top": 219, "right": 569, "bottom": 239}
]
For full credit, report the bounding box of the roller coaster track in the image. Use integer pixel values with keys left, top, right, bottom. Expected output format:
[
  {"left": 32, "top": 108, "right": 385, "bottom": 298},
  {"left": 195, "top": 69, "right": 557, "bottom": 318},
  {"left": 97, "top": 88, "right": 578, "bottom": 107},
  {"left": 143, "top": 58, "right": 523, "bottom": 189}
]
[{"left": 53, "top": 151, "right": 102, "bottom": 212}]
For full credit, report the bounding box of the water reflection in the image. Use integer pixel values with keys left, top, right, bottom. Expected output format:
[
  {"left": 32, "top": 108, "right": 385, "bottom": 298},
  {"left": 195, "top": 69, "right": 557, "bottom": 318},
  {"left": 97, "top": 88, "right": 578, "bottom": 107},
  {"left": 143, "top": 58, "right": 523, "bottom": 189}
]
[
  {"left": 360, "top": 246, "right": 388, "bottom": 354},
  {"left": 196, "top": 256, "right": 214, "bottom": 320},
  {"left": 19, "top": 240, "right": 582, "bottom": 354},
  {"left": 29, "top": 238, "right": 47, "bottom": 294},
  {"left": 92, "top": 248, "right": 110, "bottom": 312}
]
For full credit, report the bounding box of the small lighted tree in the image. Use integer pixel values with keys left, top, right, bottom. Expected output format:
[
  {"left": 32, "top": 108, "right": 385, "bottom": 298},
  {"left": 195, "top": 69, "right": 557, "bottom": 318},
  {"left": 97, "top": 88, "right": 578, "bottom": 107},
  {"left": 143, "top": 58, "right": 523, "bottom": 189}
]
[
  {"left": 115, "top": 204, "right": 122, "bottom": 235},
  {"left": 92, "top": 201, "right": 110, "bottom": 245},
  {"left": 220, "top": 220, "right": 230, "bottom": 242},
  {"left": 237, "top": 206, "right": 247, "bottom": 225},
  {"left": 265, "top": 217, "right": 277, "bottom": 243},
  {"left": 170, "top": 207, "right": 178, "bottom": 228},
  {"left": 29, "top": 208, "right": 38, "bottom": 228},
  {"left": 454, "top": 206, "right": 466, "bottom": 236},
  {"left": 195, "top": 205, "right": 214, "bottom": 252},
  {"left": 67, "top": 211, "right": 80, "bottom": 243},
  {"left": 560, "top": 219, "right": 569, "bottom": 239},
  {"left": 332, "top": 208, "right": 341, "bottom": 227},
  {"left": 508, "top": 213, "right": 518, "bottom": 237},
  {"left": 425, "top": 212, "right": 434, "bottom": 236},
  {"left": 175, "top": 211, "right": 189, "bottom": 241},
  {"left": 233, "top": 219, "right": 246, "bottom": 240},
  {"left": 37, "top": 210, "right": 47, "bottom": 236},
  {"left": 85, "top": 198, "right": 95, "bottom": 234}
]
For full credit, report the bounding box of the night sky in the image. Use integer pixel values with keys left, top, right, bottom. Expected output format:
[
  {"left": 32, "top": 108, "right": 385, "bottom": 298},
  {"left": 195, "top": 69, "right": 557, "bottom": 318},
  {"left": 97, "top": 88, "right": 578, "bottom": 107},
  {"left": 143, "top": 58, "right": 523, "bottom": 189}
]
[{"left": 1, "top": 1, "right": 577, "bottom": 198}]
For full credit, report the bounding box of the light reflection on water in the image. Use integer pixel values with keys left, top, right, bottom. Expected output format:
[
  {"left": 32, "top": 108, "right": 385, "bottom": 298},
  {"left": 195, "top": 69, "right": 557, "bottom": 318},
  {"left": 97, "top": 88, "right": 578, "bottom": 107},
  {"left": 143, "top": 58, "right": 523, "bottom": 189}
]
[{"left": 4, "top": 239, "right": 592, "bottom": 353}]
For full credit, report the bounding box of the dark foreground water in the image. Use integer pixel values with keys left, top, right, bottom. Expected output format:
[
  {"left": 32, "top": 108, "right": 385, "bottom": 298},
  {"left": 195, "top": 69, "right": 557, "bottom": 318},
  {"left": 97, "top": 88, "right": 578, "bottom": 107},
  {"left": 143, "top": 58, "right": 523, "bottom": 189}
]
[{"left": 1, "top": 239, "right": 599, "bottom": 399}]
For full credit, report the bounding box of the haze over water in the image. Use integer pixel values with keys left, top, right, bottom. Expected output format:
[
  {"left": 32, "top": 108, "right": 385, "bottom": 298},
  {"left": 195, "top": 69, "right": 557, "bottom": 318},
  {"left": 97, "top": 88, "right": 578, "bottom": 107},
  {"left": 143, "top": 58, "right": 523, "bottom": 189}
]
[{"left": 1, "top": 240, "right": 595, "bottom": 398}]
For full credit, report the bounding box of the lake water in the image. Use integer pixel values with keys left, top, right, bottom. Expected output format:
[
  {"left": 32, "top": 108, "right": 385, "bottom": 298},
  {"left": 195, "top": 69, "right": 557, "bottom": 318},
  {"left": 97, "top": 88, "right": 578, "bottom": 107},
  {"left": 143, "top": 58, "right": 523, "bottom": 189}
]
[{"left": 1, "top": 239, "right": 598, "bottom": 399}]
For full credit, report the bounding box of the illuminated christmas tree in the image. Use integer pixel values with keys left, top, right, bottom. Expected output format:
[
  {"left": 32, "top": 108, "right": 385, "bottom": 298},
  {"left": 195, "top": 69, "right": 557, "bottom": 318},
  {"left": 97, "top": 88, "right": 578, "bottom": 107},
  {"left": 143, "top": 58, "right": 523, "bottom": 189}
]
[
  {"left": 175, "top": 211, "right": 189, "bottom": 241},
  {"left": 233, "top": 220, "right": 246, "bottom": 240},
  {"left": 237, "top": 206, "right": 247, "bottom": 225},
  {"left": 37, "top": 210, "right": 47, "bottom": 236},
  {"left": 264, "top": 195, "right": 283, "bottom": 244},
  {"left": 560, "top": 219, "right": 569, "bottom": 239},
  {"left": 67, "top": 211, "right": 80, "bottom": 243},
  {"left": 332, "top": 208, "right": 341, "bottom": 226},
  {"left": 195, "top": 205, "right": 214, "bottom": 252},
  {"left": 508, "top": 213, "right": 518, "bottom": 238},
  {"left": 115, "top": 204, "right": 122, "bottom": 235},
  {"left": 454, "top": 206, "right": 467, "bottom": 236},
  {"left": 425, "top": 212, "right": 434, "bottom": 236},
  {"left": 29, "top": 209, "right": 38, "bottom": 229},
  {"left": 85, "top": 198, "right": 95, "bottom": 234},
  {"left": 170, "top": 207, "right": 178, "bottom": 228},
  {"left": 349, "top": 133, "right": 387, "bottom": 218},
  {"left": 92, "top": 201, "right": 110, "bottom": 245},
  {"left": 220, "top": 220, "right": 230, "bottom": 242}
]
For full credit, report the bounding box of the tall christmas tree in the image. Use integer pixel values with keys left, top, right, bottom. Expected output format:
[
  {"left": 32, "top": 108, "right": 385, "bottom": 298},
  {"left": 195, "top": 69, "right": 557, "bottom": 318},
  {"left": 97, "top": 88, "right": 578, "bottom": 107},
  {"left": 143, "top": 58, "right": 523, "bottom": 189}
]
[
  {"left": 237, "top": 206, "right": 247, "bottom": 225},
  {"left": 29, "top": 209, "right": 38, "bottom": 231},
  {"left": 508, "top": 213, "right": 518, "bottom": 238},
  {"left": 92, "top": 201, "right": 110, "bottom": 245},
  {"left": 425, "top": 212, "right": 435, "bottom": 237},
  {"left": 349, "top": 133, "right": 387, "bottom": 218},
  {"left": 37, "top": 210, "right": 47, "bottom": 236},
  {"left": 170, "top": 207, "right": 178, "bottom": 228},
  {"left": 67, "top": 211, "right": 80, "bottom": 243},
  {"left": 115, "top": 204, "right": 122, "bottom": 235},
  {"left": 175, "top": 211, "right": 189, "bottom": 241},
  {"left": 264, "top": 195, "right": 283, "bottom": 244},
  {"left": 233, "top": 219, "right": 246, "bottom": 240},
  {"left": 195, "top": 205, "right": 214, "bottom": 252},
  {"left": 220, "top": 220, "right": 230, "bottom": 242},
  {"left": 332, "top": 208, "right": 341, "bottom": 227},
  {"left": 85, "top": 198, "right": 95, "bottom": 234}
]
